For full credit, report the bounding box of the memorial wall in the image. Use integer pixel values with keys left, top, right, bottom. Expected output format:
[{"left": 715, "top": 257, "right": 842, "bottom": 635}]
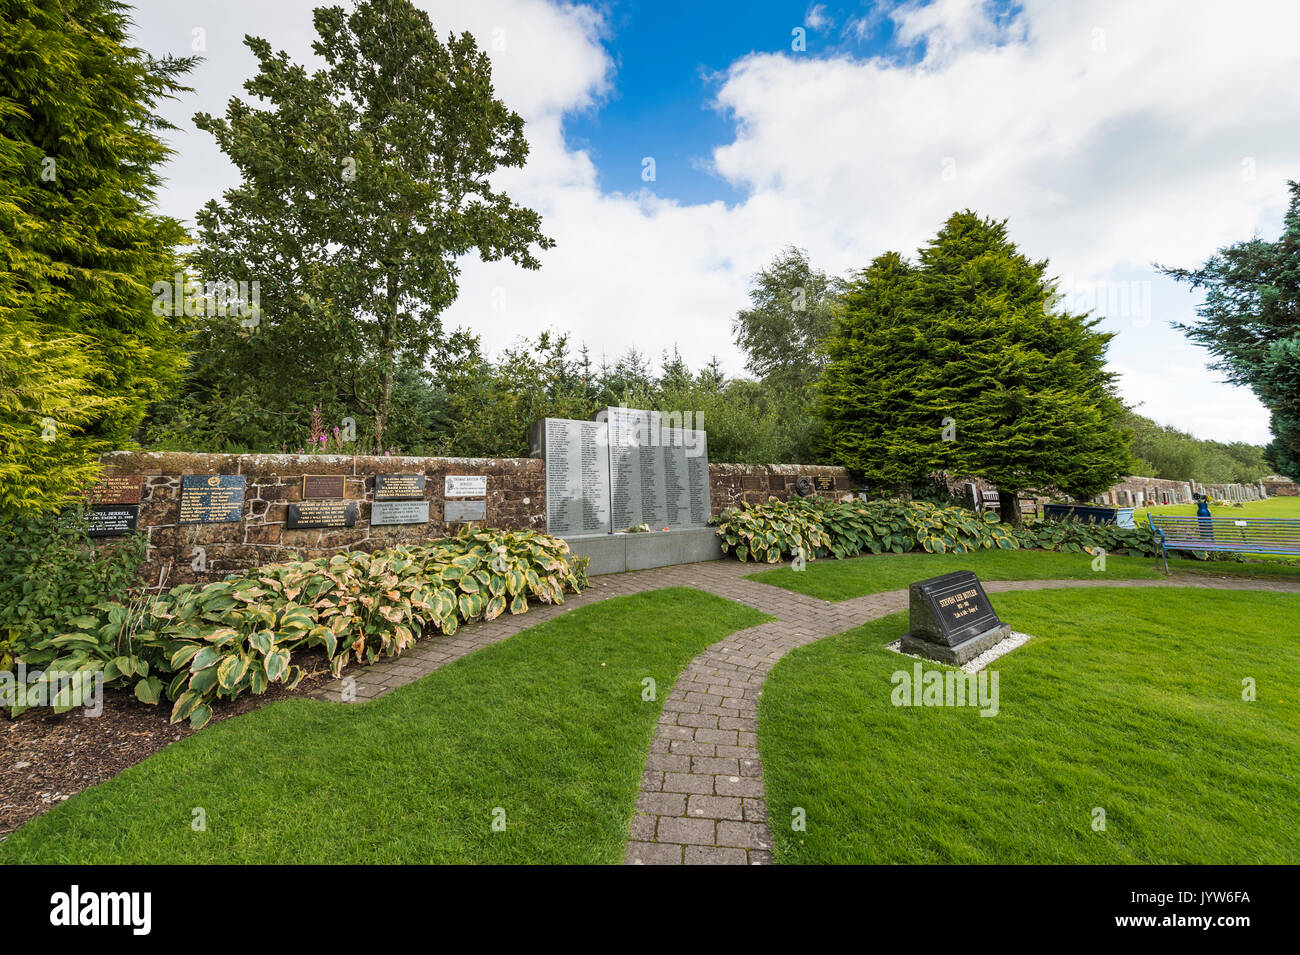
[
  {"left": 532, "top": 408, "right": 712, "bottom": 538},
  {"left": 92, "top": 450, "right": 850, "bottom": 587}
]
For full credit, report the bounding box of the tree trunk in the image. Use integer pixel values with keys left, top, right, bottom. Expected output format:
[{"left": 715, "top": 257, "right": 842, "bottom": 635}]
[
  {"left": 998, "top": 489, "right": 1023, "bottom": 527},
  {"left": 374, "top": 273, "right": 397, "bottom": 450}
]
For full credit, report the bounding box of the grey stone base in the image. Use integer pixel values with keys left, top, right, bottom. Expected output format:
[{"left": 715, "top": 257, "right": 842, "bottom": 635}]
[
  {"left": 900, "top": 623, "right": 1012, "bottom": 666},
  {"left": 564, "top": 527, "right": 723, "bottom": 576}
]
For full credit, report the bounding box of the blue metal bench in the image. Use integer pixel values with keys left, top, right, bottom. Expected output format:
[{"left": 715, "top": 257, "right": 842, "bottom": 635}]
[{"left": 1147, "top": 515, "right": 1300, "bottom": 573}]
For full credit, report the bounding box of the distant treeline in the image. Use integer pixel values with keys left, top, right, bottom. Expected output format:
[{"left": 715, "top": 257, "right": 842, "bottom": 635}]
[{"left": 1123, "top": 412, "right": 1269, "bottom": 484}]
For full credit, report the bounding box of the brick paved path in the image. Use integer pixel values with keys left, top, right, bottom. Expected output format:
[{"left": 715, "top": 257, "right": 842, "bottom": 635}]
[{"left": 302, "top": 559, "right": 1300, "bottom": 865}]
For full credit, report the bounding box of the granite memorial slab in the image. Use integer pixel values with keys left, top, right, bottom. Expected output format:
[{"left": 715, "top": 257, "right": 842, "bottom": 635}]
[
  {"left": 179, "top": 475, "right": 246, "bottom": 524},
  {"left": 444, "top": 499, "right": 487, "bottom": 522},
  {"left": 87, "top": 504, "right": 139, "bottom": 538},
  {"left": 374, "top": 473, "right": 426, "bottom": 500},
  {"left": 370, "top": 499, "right": 430, "bottom": 526},
  {"left": 900, "top": 570, "right": 1011, "bottom": 665},
  {"left": 535, "top": 417, "right": 612, "bottom": 537},
  {"left": 286, "top": 500, "right": 358, "bottom": 529}
]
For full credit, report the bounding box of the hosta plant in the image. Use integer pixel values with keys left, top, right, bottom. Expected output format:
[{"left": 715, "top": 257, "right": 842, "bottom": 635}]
[{"left": 8, "top": 528, "right": 586, "bottom": 728}]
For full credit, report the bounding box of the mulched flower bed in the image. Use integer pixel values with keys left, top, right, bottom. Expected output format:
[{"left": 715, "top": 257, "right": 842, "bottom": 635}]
[{"left": 1, "top": 654, "right": 331, "bottom": 838}]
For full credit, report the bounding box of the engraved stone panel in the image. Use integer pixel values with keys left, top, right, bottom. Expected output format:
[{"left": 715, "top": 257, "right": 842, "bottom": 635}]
[
  {"left": 370, "top": 499, "right": 430, "bottom": 525},
  {"left": 179, "top": 475, "right": 245, "bottom": 524},
  {"left": 87, "top": 504, "right": 140, "bottom": 537},
  {"left": 540, "top": 417, "right": 611, "bottom": 537},
  {"left": 444, "top": 499, "right": 487, "bottom": 522}
]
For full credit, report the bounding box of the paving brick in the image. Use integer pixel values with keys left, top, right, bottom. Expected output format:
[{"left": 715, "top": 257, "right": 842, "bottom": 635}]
[
  {"left": 685, "top": 845, "right": 748, "bottom": 865},
  {"left": 625, "top": 841, "right": 683, "bottom": 865},
  {"left": 662, "top": 772, "right": 716, "bottom": 794},
  {"left": 635, "top": 791, "right": 686, "bottom": 816},
  {"left": 656, "top": 816, "right": 716, "bottom": 845},
  {"left": 716, "top": 821, "right": 771, "bottom": 849},
  {"left": 686, "top": 794, "right": 745, "bottom": 820}
]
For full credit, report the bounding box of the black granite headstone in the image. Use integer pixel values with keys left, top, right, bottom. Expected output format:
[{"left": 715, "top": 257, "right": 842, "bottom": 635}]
[{"left": 901, "top": 571, "right": 1011, "bottom": 665}]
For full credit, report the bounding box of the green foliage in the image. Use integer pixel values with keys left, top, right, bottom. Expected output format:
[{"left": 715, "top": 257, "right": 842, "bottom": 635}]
[
  {"left": 732, "top": 245, "right": 844, "bottom": 389},
  {"left": 818, "top": 212, "right": 1133, "bottom": 513},
  {"left": 0, "top": 323, "right": 117, "bottom": 516},
  {"left": 0, "top": 506, "right": 148, "bottom": 650},
  {"left": 1160, "top": 180, "right": 1300, "bottom": 479},
  {"left": 188, "top": 0, "right": 552, "bottom": 448},
  {"left": 0, "top": 0, "right": 192, "bottom": 514},
  {"left": 1011, "top": 518, "right": 1158, "bottom": 557},
  {"left": 1123, "top": 411, "right": 1270, "bottom": 483},
  {"left": 10, "top": 529, "right": 585, "bottom": 727},
  {"left": 715, "top": 497, "right": 1017, "bottom": 563},
  {"left": 716, "top": 496, "right": 1162, "bottom": 564}
]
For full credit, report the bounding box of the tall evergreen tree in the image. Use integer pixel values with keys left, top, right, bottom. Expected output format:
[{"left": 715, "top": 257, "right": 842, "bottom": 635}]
[
  {"left": 819, "top": 212, "right": 1132, "bottom": 523},
  {"left": 1159, "top": 180, "right": 1300, "bottom": 478},
  {"left": 0, "top": 0, "right": 192, "bottom": 516},
  {"left": 192, "top": 0, "right": 553, "bottom": 446}
]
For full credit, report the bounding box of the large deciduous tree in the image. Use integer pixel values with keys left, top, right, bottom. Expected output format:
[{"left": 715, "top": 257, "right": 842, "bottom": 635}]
[
  {"left": 192, "top": 0, "right": 553, "bottom": 447},
  {"left": 0, "top": 0, "right": 192, "bottom": 518},
  {"left": 732, "top": 245, "right": 843, "bottom": 389},
  {"left": 1159, "top": 180, "right": 1300, "bottom": 478},
  {"left": 819, "top": 211, "right": 1132, "bottom": 523}
]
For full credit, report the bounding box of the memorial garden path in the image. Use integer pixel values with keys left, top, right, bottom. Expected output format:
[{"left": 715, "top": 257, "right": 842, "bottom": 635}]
[{"left": 305, "top": 559, "right": 1300, "bottom": 864}]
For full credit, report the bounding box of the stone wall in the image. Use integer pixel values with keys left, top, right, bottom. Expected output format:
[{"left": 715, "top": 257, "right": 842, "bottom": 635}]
[
  {"left": 99, "top": 452, "right": 849, "bottom": 589},
  {"left": 1264, "top": 480, "right": 1299, "bottom": 497},
  {"left": 709, "top": 463, "right": 853, "bottom": 510}
]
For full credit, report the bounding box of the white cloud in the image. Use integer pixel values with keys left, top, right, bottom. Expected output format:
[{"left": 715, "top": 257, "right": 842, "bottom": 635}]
[
  {"left": 131, "top": 0, "right": 1298, "bottom": 444},
  {"left": 804, "top": 4, "right": 833, "bottom": 31}
]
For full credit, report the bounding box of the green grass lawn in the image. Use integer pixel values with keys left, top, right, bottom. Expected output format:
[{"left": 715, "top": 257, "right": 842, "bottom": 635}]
[
  {"left": 746, "top": 548, "right": 1164, "bottom": 601},
  {"left": 0, "top": 587, "right": 769, "bottom": 864},
  {"left": 759, "top": 587, "right": 1300, "bottom": 864},
  {"left": 747, "top": 547, "right": 1300, "bottom": 601},
  {"left": 1137, "top": 495, "right": 1300, "bottom": 522}
]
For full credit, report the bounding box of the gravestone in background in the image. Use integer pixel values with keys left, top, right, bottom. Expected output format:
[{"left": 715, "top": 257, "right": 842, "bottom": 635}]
[{"left": 900, "top": 571, "right": 1012, "bottom": 666}]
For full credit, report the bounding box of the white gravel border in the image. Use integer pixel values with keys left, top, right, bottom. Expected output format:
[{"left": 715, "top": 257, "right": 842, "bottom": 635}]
[{"left": 886, "top": 631, "right": 1034, "bottom": 673}]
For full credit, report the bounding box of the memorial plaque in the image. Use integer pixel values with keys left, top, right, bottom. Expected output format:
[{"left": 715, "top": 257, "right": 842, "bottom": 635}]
[
  {"left": 87, "top": 504, "right": 139, "bottom": 537},
  {"left": 445, "top": 475, "right": 487, "bottom": 498},
  {"left": 179, "top": 475, "right": 245, "bottom": 524},
  {"left": 539, "top": 417, "right": 612, "bottom": 537},
  {"left": 607, "top": 408, "right": 710, "bottom": 531},
  {"left": 302, "top": 474, "right": 345, "bottom": 499},
  {"left": 901, "top": 571, "right": 1010, "bottom": 665},
  {"left": 444, "top": 499, "right": 487, "bottom": 522},
  {"left": 374, "top": 473, "right": 426, "bottom": 500},
  {"left": 813, "top": 475, "right": 836, "bottom": 492},
  {"left": 286, "top": 499, "right": 358, "bottom": 529},
  {"left": 93, "top": 474, "right": 144, "bottom": 505},
  {"left": 370, "top": 499, "right": 430, "bottom": 526}
]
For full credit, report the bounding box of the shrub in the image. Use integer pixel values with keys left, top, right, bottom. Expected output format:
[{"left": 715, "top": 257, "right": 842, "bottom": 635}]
[
  {"left": 0, "top": 505, "right": 148, "bottom": 646},
  {"left": 1012, "top": 520, "right": 1159, "bottom": 556},
  {"left": 8, "top": 528, "right": 586, "bottom": 726},
  {"left": 715, "top": 497, "right": 1017, "bottom": 562}
]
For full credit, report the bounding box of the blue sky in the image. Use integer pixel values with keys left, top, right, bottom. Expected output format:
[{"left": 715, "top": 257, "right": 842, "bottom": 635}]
[{"left": 130, "top": 0, "right": 1299, "bottom": 445}]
